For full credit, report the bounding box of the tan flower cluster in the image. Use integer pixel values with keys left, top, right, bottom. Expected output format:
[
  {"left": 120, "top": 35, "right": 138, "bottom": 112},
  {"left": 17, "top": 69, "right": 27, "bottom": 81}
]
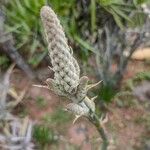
[{"left": 40, "top": 6, "right": 100, "bottom": 117}]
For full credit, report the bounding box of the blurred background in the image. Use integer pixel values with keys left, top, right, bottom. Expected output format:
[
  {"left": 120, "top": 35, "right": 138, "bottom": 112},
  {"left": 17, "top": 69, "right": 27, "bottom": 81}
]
[{"left": 0, "top": 0, "right": 150, "bottom": 149}]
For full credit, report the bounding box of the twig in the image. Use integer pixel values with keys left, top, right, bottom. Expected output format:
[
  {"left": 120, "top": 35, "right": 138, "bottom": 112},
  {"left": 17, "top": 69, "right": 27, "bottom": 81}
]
[
  {"left": 0, "top": 64, "right": 15, "bottom": 106},
  {"left": 0, "top": 41, "right": 36, "bottom": 80},
  {"left": 0, "top": 9, "right": 36, "bottom": 80}
]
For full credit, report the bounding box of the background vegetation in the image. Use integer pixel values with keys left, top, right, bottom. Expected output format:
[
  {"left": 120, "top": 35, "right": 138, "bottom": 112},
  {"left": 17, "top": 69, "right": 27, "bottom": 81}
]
[
  {"left": 1, "top": 0, "right": 149, "bottom": 102},
  {"left": 0, "top": 0, "right": 150, "bottom": 149}
]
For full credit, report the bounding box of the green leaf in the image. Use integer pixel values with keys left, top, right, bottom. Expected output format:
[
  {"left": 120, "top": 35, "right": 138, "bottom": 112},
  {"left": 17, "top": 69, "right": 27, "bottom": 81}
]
[
  {"left": 133, "top": 0, "right": 149, "bottom": 5},
  {"left": 105, "top": 7, "right": 124, "bottom": 29},
  {"left": 128, "top": 12, "right": 147, "bottom": 27},
  {"left": 74, "top": 35, "right": 100, "bottom": 55},
  {"left": 90, "top": 0, "right": 96, "bottom": 33},
  {"left": 111, "top": 5, "right": 132, "bottom": 23},
  {"left": 28, "top": 50, "right": 47, "bottom": 67}
]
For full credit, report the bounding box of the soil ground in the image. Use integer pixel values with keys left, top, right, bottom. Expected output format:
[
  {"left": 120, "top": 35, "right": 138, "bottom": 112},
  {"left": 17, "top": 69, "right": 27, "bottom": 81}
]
[{"left": 9, "top": 60, "right": 150, "bottom": 150}]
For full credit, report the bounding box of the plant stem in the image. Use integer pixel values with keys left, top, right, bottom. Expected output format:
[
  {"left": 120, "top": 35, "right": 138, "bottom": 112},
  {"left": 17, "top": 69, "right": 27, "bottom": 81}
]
[{"left": 88, "top": 110, "right": 109, "bottom": 150}]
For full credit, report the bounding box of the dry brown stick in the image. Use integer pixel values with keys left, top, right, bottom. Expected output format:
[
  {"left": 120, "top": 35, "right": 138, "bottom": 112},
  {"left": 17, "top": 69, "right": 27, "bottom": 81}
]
[
  {"left": 0, "top": 42, "right": 36, "bottom": 80},
  {"left": 0, "top": 9, "right": 36, "bottom": 80}
]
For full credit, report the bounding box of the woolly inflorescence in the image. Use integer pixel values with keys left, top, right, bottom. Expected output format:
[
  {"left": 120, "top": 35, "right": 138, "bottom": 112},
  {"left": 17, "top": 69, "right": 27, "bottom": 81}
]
[
  {"left": 40, "top": 6, "right": 100, "bottom": 116},
  {"left": 40, "top": 6, "right": 80, "bottom": 94}
]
